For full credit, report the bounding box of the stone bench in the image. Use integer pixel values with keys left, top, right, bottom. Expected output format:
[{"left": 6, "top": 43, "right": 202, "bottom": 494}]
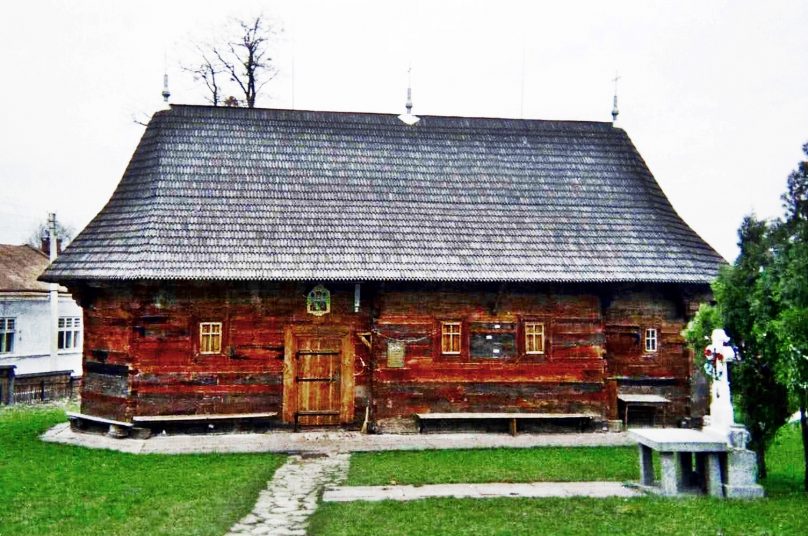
[
  {"left": 629, "top": 428, "right": 728, "bottom": 496},
  {"left": 415, "top": 412, "right": 597, "bottom": 436}
]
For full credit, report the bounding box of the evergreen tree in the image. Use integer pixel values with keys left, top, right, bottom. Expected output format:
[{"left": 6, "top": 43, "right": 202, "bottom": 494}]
[
  {"left": 696, "top": 217, "right": 791, "bottom": 477},
  {"left": 690, "top": 142, "right": 808, "bottom": 488},
  {"left": 771, "top": 142, "right": 808, "bottom": 491}
]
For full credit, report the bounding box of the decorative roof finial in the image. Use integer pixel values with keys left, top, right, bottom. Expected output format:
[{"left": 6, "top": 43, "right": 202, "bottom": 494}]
[
  {"left": 398, "top": 66, "right": 420, "bottom": 126},
  {"left": 611, "top": 72, "right": 620, "bottom": 124},
  {"left": 162, "top": 73, "right": 171, "bottom": 103},
  {"left": 161, "top": 51, "right": 171, "bottom": 105},
  {"left": 405, "top": 67, "right": 413, "bottom": 114}
]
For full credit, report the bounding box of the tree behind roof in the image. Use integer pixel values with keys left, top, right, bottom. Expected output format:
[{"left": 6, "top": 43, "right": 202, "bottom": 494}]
[
  {"left": 185, "top": 16, "right": 279, "bottom": 108},
  {"left": 26, "top": 218, "right": 75, "bottom": 252}
]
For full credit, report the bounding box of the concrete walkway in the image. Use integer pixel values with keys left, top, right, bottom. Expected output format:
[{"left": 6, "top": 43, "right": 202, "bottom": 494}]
[
  {"left": 323, "top": 481, "right": 641, "bottom": 502},
  {"left": 41, "top": 423, "right": 634, "bottom": 454}
]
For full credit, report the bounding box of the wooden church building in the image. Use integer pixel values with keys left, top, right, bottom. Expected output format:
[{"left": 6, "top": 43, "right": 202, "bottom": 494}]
[{"left": 41, "top": 105, "right": 723, "bottom": 433}]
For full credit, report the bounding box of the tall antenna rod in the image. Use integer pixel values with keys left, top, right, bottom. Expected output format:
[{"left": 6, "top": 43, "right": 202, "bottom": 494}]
[
  {"left": 290, "top": 9, "right": 296, "bottom": 110},
  {"left": 519, "top": 25, "right": 526, "bottom": 118},
  {"left": 611, "top": 72, "right": 620, "bottom": 124}
]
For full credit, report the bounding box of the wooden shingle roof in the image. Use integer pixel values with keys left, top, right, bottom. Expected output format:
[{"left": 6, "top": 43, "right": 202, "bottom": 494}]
[
  {"left": 41, "top": 105, "right": 724, "bottom": 283},
  {"left": 1, "top": 244, "right": 58, "bottom": 292}
]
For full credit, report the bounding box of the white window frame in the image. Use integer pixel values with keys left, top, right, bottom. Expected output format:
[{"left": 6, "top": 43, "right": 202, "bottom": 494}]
[
  {"left": 644, "top": 328, "right": 658, "bottom": 353},
  {"left": 0, "top": 317, "right": 16, "bottom": 354},
  {"left": 524, "top": 322, "right": 545, "bottom": 355},
  {"left": 58, "top": 316, "right": 82, "bottom": 351},
  {"left": 199, "top": 322, "right": 223, "bottom": 354}
]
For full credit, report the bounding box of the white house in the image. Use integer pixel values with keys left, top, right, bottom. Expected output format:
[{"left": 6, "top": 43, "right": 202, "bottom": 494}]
[{"left": 0, "top": 244, "right": 82, "bottom": 402}]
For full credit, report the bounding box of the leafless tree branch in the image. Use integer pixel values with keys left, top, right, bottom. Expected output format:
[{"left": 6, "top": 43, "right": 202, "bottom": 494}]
[{"left": 187, "top": 15, "right": 279, "bottom": 108}]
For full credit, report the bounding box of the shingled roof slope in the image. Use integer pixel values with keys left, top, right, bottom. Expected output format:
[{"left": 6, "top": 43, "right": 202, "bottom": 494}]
[
  {"left": 42, "top": 105, "right": 724, "bottom": 283},
  {"left": 1, "top": 244, "right": 60, "bottom": 292}
]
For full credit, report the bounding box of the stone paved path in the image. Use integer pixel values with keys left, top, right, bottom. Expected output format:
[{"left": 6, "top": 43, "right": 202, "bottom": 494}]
[
  {"left": 227, "top": 452, "right": 350, "bottom": 536},
  {"left": 323, "top": 481, "right": 640, "bottom": 502}
]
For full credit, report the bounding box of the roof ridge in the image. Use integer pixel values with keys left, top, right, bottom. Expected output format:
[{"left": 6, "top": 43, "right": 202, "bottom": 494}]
[{"left": 166, "top": 104, "right": 616, "bottom": 130}]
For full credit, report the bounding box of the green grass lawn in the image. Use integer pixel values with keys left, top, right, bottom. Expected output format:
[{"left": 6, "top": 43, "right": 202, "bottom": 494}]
[
  {"left": 311, "top": 425, "right": 808, "bottom": 536},
  {"left": 0, "top": 404, "right": 285, "bottom": 536},
  {"left": 347, "top": 446, "right": 640, "bottom": 485}
]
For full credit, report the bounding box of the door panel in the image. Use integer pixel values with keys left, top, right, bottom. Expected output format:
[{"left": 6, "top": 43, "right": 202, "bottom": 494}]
[
  {"left": 282, "top": 325, "right": 355, "bottom": 427},
  {"left": 296, "top": 335, "right": 341, "bottom": 426}
]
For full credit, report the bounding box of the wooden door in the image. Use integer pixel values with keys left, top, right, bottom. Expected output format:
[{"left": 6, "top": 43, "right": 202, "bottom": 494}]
[
  {"left": 296, "top": 335, "right": 342, "bottom": 426},
  {"left": 282, "top": 326, "right": 355, "bottom": 427}
]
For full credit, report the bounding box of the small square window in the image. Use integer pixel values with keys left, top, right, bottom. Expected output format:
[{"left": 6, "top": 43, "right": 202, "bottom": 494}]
[
  {"left": 200, "top": 322, "right": 223, "bottom": 354},
  {"left": 644, "top": 328, "right": 658, "bottom": 352},
  {"left": 525, "top": 322, "right": 545, "bottom": 354},
  {"left": 441, "top": 322, "right": 461, "bottom": 354}
]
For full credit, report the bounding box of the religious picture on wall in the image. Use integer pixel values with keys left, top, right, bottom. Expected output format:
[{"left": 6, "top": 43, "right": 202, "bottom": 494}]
[{"left": 306, "top": 284, "right": 331, "bottom": 316}]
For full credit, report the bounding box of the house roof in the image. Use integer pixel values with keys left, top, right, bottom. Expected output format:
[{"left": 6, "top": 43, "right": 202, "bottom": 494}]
[
  {"left": 41, "top": 104, "right": 724, "bottom": 284},
  {"left": 0, "top": 244, "right": 62, "bottom": 292}
]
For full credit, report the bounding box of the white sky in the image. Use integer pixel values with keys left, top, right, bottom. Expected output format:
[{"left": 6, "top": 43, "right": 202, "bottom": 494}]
[{"left": 1, "top": 0, "right": 807, "bottom": 261}]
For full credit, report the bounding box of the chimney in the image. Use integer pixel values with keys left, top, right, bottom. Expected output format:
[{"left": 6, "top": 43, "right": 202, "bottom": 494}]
[{"left": 40, "top": 236, "right": 62, "bottom": 256}]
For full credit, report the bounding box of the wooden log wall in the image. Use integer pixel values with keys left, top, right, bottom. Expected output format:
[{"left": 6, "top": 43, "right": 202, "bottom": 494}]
[
  {"left": 371, "top": 284, "right": 608, "bottom": 427},
  {"left": 71, "top": 279, "right": 709, "bottom": 428},
  {"left": 75, "top": 282, "right": 371, "bottom": 423},
  {"left": 603, "top": 287, "right": 698, "bottom": 421}
]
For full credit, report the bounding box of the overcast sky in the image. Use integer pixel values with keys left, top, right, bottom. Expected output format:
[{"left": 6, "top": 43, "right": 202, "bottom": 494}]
[{"left": 1, "top": 0, "right": 807, "bottom": 261}]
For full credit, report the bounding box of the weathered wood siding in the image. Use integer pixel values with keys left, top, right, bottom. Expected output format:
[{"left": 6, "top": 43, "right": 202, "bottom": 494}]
[
  {"left": 72, "top": 280, "right": 708, "bottom": 428},
  {"left": 371, "top": 284, "right": 608, "bottom": 425},
  {"left": 76, "top": 282, "right": 371, "bottom": 422},
  {"left": 603, "top": 287, "right": 696, "bottom": 421}
]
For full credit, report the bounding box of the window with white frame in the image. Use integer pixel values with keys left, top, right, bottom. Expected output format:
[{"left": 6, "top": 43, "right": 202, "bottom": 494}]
[
  {"left": 0, "top": 318, "right": 15, "bottom": 354},
  {"left": 58, "top": 316, "right": 82, "bottom": 350},
  {"left": 199, "top": 322, "right": 223, "bottom": 354},
  {"left": 644, "top": 328, "right": 658, "bottom": 352},
  {"left": 525, "top": 322, "right": 545, "bottom": 354}
]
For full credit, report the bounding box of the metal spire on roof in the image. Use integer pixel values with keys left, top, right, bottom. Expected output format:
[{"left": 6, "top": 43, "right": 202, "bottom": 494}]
[
  {"left": 398, "top": 66, "right": 420, "bottom": 126},
  {"left": 162, "top": 73, "right": 171, "bottom": 103},
  {"left": 406, "top": 67, "right": 413, "bottom": 114},
  {"left": 611, "top": 72, "right": 620, "bottom": 124},
  {"left": 161, "top": 52, "right": 171, "bottom": 105}
]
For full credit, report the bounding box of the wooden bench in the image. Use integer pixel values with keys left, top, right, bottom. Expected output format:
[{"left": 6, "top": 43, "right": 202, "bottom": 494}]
[
  {"left": 132, "top": 412, "right": 279, "bottom": 435},
  {"left": 415, "top": 412, "right": 598, "bottom": 436},
  {"left": 132, "top": 412, "right": 278, "bottom": 424},
  {"left": 67, "top": 411, "right": 133, "bottom": 428},
  {"left": 67, "top": 411, "right": 133, "bottom": 438}
]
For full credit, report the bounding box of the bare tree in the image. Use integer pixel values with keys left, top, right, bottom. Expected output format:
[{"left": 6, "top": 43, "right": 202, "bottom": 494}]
[
  {"left": 186, "top": 16, "right": 278, "bottom": 108},
  {"left": 185, "top": 47, "right": 225, "bottom": 106}
]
